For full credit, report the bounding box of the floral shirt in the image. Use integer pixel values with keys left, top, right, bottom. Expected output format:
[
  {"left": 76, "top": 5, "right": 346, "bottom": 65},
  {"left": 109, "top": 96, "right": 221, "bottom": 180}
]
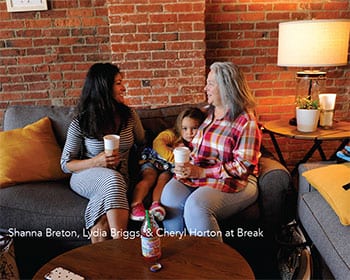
[{"left": 182, "top": 110, "right": 262, "bottom": 193}]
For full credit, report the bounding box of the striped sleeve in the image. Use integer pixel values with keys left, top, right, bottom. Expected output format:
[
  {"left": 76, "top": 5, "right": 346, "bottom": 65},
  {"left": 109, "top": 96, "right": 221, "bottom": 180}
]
[{"left": 60, "top": 119, "right": 83, "bottom": 174}]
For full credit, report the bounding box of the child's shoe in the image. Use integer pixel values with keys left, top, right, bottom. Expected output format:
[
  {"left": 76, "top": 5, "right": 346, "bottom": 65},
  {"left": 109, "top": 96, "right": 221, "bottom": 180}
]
[
  {"left": 344, "top": 145, "right": 350, "bottom": 154},
  {"left": 130, "top": 203, "right": 146, "bottom": 221},
  {"left": 336, "top": 145, "right": 350, "bottom": 162},
  {"left": 337, "top": 150, "right": 350, "bottom": 162},
  {"left": 149, "top": 201, "right": 166, "bottom": 221}
]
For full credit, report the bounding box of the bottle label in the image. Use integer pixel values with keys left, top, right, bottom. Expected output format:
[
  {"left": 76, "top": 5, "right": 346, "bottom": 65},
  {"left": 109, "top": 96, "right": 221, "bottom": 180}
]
[{"left": 141, "top": 236, "right": 161, "bottom": 258}]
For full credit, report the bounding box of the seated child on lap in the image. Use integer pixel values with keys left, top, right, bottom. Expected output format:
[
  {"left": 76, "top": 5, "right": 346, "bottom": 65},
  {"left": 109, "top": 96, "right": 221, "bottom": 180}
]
[{"left": 130, "top": 107, "right": 206, "bottom": 221}]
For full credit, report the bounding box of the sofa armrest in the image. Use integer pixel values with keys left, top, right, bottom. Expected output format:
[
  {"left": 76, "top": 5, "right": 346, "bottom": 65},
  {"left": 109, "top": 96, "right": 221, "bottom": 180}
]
[{"left": 258, "top": 156, "right": 291, "bottom": 226}]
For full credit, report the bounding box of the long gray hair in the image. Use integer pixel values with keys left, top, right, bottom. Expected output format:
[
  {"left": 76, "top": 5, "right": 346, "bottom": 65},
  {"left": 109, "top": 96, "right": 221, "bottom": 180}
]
[{"left": 209, "top": 62, "right": 256, "bottom": 121}]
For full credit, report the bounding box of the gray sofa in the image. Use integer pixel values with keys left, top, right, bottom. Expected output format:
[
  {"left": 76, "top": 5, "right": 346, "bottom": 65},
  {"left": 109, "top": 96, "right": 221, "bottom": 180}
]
[
  {"left": 298, "top": 162, "right": 350, "bottom": 280},
  {"left": 0, "top": 104, "right": 291, "bottom": 278}
]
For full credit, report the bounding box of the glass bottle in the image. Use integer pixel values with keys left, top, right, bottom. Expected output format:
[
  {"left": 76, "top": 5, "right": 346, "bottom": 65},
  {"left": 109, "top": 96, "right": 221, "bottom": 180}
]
[{"left": 141, "top": 210, "right": 161, "bottom": 262}]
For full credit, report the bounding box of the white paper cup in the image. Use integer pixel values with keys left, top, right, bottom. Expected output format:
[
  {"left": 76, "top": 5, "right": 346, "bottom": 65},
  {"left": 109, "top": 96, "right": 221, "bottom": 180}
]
[
  {"left": 319, "top": 94, "right": 336, "bottom": 110},
  {"left": 320, "top": 109, "right": 335, "bottom": 128},
  {"left": 319, "top": 94, "right": 336, "bottom": 128},
  {"left": 103, "top": 134, "right": 120, "bottom": 155},
  {"left": 173, "top": 147, "right": 190, "bottom": 163}
]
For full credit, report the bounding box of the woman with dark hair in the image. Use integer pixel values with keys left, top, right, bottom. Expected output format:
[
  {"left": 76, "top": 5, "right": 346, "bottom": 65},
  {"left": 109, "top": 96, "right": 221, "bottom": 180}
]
[
  {"left": 61, "top": 63, "right": 145, "bottom": 243},
  {"left": 161, "top": 62, "right": 262, "bottom": 241}
]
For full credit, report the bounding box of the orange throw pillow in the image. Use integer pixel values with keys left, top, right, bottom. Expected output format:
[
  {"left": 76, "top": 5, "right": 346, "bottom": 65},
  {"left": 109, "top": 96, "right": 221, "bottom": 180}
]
[{"left": 0, "top": 117, "right": 69, "bottom": 188}]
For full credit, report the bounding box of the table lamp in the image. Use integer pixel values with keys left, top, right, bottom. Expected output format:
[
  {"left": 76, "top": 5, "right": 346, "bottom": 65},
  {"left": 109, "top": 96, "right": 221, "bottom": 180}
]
[{"left": 277, "top": 19, "right": 350, "bottom": 127}]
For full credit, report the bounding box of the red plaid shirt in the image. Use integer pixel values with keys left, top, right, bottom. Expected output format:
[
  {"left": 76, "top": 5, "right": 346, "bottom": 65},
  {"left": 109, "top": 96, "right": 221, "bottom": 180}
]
[{"left": 183, "top": 110, "right": 262, "bottom": 193}]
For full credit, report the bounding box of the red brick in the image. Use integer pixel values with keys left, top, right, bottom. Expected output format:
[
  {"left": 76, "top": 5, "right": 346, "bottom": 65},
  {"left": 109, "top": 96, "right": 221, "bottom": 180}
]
[
  {"left": 152, "top": 33, "right": 178, "bottom": 42},
  {"left": 274, "top": 3, "right": 298, "bottom": 11},
  {"left": 179, "top": 13, "right": 204, "bottom": 22},
  {"left": 149, "top": 14, "right": 177, "bottom": 23},
  {"left": 324, "top": 2, "right": 349, "bottom": 10},
  {"left": 164, "top": 3, "right": 194, "bottom": 13},
  {"left": 136, "top": 4, "right": 163, "bottom": 13},
  {"left": 249, "top": 4, "right": 273, "bottom": 11},
  {"left": 25, "top": 19, "right": 52, "bottom": 28},
  {"left": 54, "top": 18, "right": 81, "bottom": 27}
]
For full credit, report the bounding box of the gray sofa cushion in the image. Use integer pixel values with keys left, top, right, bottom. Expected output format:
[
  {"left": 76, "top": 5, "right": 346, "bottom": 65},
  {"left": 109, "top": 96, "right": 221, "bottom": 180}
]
[
  {"left": 4, "top": 105, "right": 75, "bottom": 148},
  {"left": 0, "top": 181, "right": 87, "bottom": 240},
  {"left": 299, "top": 190, "right": 350, "bottom": 280}
]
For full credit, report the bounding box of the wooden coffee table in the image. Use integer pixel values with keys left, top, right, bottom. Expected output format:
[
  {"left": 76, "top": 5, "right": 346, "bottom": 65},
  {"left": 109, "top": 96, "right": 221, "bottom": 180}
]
[{"left": 33, "top": 236, "right": 254, "bottom": 279}]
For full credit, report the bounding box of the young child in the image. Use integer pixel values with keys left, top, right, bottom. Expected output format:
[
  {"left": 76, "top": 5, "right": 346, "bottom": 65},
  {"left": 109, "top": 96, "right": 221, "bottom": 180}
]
[{"left": 130, "top": 107, "right": 206, "bottom": 222}]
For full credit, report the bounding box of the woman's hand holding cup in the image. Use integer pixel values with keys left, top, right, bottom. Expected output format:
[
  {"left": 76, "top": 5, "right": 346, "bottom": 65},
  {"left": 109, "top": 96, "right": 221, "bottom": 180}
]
[
  {"left": 103, "top": 134, "right": 120, "bottom": 169},
  {"left": 173, "top": 147, "right": 190, "bottom": 179},
  {"left": 173, "top": 147, "right": 205, "bottom": 179}
]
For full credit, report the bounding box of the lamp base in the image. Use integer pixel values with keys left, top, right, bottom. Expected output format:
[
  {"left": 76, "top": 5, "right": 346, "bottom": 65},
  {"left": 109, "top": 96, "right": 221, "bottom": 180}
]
[
  {"left": 296, "top": 70, "right": 327, "bottom": 99},
  {"left": 296, "top": 70, "right": 326, "bottom": 80}
]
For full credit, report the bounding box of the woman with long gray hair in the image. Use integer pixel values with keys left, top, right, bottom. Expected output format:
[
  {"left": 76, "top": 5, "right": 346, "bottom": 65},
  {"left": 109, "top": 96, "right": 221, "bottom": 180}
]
[{"left": 160, "top": 62, "right": 262, "bottom": 241}]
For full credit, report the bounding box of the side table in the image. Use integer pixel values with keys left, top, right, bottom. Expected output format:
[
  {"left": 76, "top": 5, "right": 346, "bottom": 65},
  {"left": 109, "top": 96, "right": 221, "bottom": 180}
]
[
  {"left": 33, "top": 236, "right": 255, "bottom": 279},
  {"left": 263, "top": 120, "right": 350, "bottom": 176}
]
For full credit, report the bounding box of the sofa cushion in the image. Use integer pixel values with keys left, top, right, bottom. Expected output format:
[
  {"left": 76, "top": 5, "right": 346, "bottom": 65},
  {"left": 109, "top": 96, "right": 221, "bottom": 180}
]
[
  {"left": 299, "top": 190, "right": 350, "bottom": 279},
  {"left": 0, "top": 117, "right": 69, "bottom": 188},
  {"left": 3, "top": 105, "right": 75, "bottom": 148},
  {"left": 0, "top": 181, "right": 88, "bottom": 239},
  {"left": 302, "top": 163, "right": 350, "bottom": 225}
]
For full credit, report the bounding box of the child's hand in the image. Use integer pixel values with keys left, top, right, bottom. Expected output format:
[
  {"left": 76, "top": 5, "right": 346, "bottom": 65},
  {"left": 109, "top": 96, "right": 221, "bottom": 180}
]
[{"left": 174, "top": 142, "right": 185, "bottom": 148}]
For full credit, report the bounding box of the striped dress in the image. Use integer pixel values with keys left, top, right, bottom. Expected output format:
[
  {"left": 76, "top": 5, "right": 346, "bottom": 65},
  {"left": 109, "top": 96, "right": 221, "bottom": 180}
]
[{"left": 60, "top": 109, "right": 145, "bottom": 229}]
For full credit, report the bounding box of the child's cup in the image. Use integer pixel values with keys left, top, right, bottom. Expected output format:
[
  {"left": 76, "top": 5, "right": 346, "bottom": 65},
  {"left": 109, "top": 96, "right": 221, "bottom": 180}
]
[
  {"left": 173, "top": 147, "right": 190, "bottom": 163},
  {"left": 103, "top": 134, "right": 120, "bottom": 156}
]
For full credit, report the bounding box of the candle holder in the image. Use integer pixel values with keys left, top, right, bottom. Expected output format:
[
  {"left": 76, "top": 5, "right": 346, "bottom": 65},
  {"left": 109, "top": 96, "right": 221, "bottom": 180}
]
[{"left": 319, "top": 94, "right": 337, "bottom": 129}]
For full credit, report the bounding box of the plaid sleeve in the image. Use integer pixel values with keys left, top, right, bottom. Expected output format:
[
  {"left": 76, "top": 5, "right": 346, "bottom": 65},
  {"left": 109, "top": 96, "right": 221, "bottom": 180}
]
[{"left": 224, "top": 119, "right": 262, "bottom": 178}]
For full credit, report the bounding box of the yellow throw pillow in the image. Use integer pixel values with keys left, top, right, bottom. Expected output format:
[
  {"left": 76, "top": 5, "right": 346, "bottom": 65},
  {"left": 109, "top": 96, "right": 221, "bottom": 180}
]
[
  {"left": 302, "top": 163, "right": 350, "bottom": 226},
  {"left": 0, "top": 117, "right": 69, "bottom": 188}
]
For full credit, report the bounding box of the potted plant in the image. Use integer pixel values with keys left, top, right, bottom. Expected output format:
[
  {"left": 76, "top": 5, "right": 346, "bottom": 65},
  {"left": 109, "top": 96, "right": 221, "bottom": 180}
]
[{"left": 295, "top": 96, "right": 320, "bottom": 132}]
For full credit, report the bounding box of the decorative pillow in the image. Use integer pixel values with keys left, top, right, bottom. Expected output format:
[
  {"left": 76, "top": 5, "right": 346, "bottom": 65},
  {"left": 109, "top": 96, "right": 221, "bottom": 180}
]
[
  {"left": 302, "top": 163, "right": 350, "bottom": 226},
  {"left": 0, "top": 117, "right": 69, "bottom": 188}
]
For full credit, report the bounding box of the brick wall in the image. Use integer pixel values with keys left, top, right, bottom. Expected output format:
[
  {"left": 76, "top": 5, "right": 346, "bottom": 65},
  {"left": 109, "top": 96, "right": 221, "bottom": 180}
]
[
  {"left": 0, "top": 0, "right": 112, "bottom": 108},
  {"left": 108, "top": 0, "right": 206, "bottom": 107},
  {"left": 205, "top": 0, "right": 350, "bottom": 168},
  {"left": 0, "top": 0, "right": 349, "bottom": 170},
  {"left": 0, "top": 0, "right": 206, "bottom": 120}
]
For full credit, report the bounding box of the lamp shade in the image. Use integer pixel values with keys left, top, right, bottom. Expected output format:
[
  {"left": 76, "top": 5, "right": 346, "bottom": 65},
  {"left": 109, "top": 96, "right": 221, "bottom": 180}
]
[{"left": 278, "top": 19, "right": 350, "bottom": 67}]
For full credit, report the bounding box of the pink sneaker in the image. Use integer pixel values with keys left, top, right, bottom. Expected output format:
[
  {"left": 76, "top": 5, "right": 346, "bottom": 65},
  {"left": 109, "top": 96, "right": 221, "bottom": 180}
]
[
  {"left": 149, "top": 201, "right": 166, "bottom": 222},
  {"left": 130, "top": 203, "right": 145, "bottom": 221}
]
